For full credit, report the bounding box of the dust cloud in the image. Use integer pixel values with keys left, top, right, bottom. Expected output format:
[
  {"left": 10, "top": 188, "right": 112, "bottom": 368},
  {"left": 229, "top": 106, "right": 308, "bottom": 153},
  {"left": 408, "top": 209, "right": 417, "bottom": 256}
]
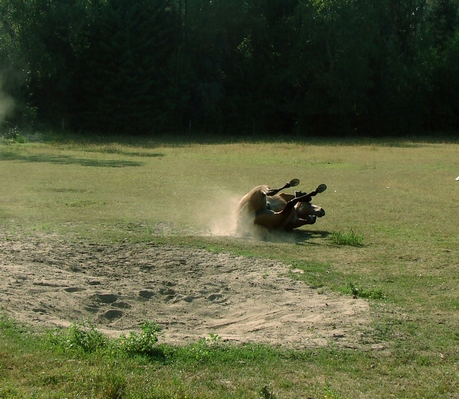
[
  {"left": 0, "top": 81, "right": 14, "bottom": 123},
  {"left": 196, "top": 190, "right": 241, "bottom": 237}
]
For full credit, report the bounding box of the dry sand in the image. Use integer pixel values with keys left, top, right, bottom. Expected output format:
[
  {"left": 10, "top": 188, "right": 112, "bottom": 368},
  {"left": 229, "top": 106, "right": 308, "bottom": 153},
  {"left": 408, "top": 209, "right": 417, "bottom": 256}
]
[{"left": 0, "top": 233, "right": 372, "bottom": 348}]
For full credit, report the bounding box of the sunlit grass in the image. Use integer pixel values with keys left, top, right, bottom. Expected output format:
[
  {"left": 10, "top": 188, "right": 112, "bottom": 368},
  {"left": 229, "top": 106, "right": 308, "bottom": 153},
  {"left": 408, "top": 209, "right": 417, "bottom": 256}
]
[
  {"left": 2, "top": 315, "right": 457, "bottom": 399},
  {"left": 1, "top": 134, "right": 459, "bottom": 398}
]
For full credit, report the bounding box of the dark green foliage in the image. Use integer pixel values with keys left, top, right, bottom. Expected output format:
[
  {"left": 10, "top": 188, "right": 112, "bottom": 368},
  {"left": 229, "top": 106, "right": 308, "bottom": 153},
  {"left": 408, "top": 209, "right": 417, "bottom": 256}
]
[
  {"left": 1, "top": 0, "right": 459, "bottom": 135},
  {"left": 78, "top": 0, "right": 180, "bottom": 134},
  {"left": 289, "top": 0, "right": 377, "bottom": 133},
  {"left": 0, "top": 0, "right": 89, "bottom": 127}
]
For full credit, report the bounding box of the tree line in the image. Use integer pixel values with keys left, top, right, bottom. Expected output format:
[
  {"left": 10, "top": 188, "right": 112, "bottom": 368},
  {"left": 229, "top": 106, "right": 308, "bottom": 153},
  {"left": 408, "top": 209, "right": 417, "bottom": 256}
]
[{"left": 1, "top": 0, "right": 458, "bottom": 137}]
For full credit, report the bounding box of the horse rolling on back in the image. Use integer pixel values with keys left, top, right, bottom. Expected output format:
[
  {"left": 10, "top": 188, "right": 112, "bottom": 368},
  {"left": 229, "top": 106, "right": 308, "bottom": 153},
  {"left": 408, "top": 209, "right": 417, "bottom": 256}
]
[{"left": 236, "top": 180, "right": 326, "bottom": 235}]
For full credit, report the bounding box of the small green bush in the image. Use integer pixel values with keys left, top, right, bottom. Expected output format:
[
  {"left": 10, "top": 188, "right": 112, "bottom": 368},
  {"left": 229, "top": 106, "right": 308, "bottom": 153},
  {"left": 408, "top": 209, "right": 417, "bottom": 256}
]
[
  {"left": 49, "top": 321, "right": 108, "bottom": 353},
  {"left": 117, "top": 321, "right": 162, "bottom": 357},
  {"left": 186, "top": 333, "right": 222, "bottom": 362},
  {"left": 0, "top": 124, "right": 28, "bottom": 143}
]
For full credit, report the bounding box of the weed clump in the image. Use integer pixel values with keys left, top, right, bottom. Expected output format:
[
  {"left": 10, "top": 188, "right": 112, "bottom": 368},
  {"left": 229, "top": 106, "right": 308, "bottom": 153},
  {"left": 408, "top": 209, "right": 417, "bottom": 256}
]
[
  {"left": 49, "top": 321, "right": 108, "bottom": 353},
  {"left": 331, "top": 229, "right": 364, "bottom": 246},
  {"left": 348, "top": 282, "right": 384, "bottom": 300},
  {"left": 118, "top": 321, "right": 162, "bottom": 356},
  {"left": 49, "top": 320, "right": 163, "bottom": 358}
]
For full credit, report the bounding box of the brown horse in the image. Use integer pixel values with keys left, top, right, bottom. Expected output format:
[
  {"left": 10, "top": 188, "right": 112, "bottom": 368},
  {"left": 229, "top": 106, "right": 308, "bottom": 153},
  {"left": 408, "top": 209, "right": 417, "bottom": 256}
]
[{"left": 236, "top": 179, "right": 326, "bottom": 234}]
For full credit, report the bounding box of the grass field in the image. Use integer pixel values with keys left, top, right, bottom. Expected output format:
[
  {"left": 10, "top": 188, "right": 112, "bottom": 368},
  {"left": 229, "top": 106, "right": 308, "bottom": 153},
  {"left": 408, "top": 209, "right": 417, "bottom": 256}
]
[{"left": 1, "top": 132, "right": 459, "bottom": 398}]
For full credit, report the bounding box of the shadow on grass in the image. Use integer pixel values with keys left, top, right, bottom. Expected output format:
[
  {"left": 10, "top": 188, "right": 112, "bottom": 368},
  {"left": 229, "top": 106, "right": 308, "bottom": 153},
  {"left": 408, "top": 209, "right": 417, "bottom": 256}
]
[
  {"left": 292, "top": 229, "right": 331, "bottom": 242},
  {"left": 80, "top": 147, "right": 166, "bottom": 158},
  {"left": 0, "top": 151, "right": 161, "bottom": 167},
  {"left": 37, "top": 130, "right": 459, "bottom": 147},
  {"left": 254, "top": 229, "right": 331, "bottom": 244}
]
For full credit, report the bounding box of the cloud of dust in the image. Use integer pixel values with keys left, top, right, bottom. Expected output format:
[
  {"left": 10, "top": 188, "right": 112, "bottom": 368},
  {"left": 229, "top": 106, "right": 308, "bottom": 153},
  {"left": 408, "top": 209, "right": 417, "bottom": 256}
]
[
  {"left": 207, "top": 192, "right": 241, "bottom": 236},
  {"left": 0, "top": 80, "right": 15, "bottom": 123},
  {"left": 190, "top": 190, "right": 241, "bottom": 237}
]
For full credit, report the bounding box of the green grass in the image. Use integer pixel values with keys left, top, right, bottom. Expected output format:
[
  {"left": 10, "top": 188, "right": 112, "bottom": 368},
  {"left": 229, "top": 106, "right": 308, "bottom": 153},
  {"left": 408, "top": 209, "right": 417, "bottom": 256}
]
[
  {"left": 331, "top": 229, "right": 364, "bottom": 246},
  {"left": 1, "top": 133, "right": 459, "bottom": 398},
  {"left": 2, "top": 315, "right": 457, "bottom": 399}
]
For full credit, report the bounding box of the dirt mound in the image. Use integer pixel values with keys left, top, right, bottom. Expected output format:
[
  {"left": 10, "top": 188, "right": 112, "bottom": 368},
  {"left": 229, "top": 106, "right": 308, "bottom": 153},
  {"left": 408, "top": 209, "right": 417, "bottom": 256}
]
[{"left": 0, "top": 234, "right": 371, "bottom": 348}]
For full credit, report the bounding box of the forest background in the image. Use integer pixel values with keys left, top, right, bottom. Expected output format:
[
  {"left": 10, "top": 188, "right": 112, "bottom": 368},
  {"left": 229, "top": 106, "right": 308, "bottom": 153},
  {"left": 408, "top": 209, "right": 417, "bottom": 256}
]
[{"left": 1, "top": 0, "right": 459, "bottom": 137}]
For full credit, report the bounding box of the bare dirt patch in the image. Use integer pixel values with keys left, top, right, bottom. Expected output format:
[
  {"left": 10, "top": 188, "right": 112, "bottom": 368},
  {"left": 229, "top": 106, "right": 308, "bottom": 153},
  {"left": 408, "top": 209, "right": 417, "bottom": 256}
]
[{"left": 0, "top": 233, "right": 371, "bottom": 348}]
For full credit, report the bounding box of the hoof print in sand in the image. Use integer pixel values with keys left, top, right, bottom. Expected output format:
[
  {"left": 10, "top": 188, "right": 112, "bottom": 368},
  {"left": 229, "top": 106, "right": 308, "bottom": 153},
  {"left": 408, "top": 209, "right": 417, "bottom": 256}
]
[
  {"left": 100, "top": 309, "right": 123, "bottom": 321},
  {"left": 64, "top": 287, "right": 86, "bottom": 293},
  {"left": 139, "top": 290, "right": 155, "bottom": 299},
  {"left": 96, "top": 293, "right": 118, "bottom": 304}
]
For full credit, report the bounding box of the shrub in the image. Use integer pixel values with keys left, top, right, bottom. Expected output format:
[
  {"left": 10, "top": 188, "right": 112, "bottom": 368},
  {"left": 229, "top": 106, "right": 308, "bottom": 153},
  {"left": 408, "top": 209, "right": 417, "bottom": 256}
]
[
  {"left": 117, "top": 321, "right": 162, "bottom": 357},
  {"left": 186, "top": 333, "right": 222, "bottom": 362},
  {"left": 49, "top": 321, "right": 108, "bottom": 353}
]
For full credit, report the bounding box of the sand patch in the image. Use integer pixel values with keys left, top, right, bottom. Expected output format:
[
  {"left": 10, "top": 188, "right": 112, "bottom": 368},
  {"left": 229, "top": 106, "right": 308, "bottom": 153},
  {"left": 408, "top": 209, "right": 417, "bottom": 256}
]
[{"left": 0, "top": 234, "right": 371, "bottom": 348}]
